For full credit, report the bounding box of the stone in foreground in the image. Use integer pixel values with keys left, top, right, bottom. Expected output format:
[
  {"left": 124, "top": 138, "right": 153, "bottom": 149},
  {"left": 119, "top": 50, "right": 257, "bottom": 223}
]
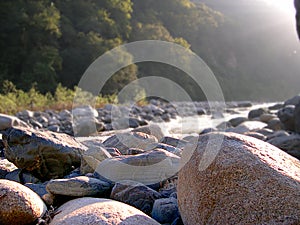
[
  {"left": 0, "top": 179, "right": 47, "bottom": 225},
  {"left": 46, "top": 176, "right": 111, "bottom": 197},
  {"left": 50, "top": 197, "right": 160, "bottom": 225},
  {"left": 0, "top": 113, "right": 28, "bottom": 130},
  {"left": 79, "top": 139, "right": 111, "bottom": 174},
  {"left": 95, "top": 149, "right": 180, "bottom": 185},
  {"left": 178, "top": 132, "right": 300, "bottom": 225},
  {"left": 110, "top": 180, "right": 161, "bottom": 214},
  {"left": 151, "top": 197, "right": 179, "bottom": 224},
  {"left": 3, "top": 127, "right": 84, "bottom": 180}
]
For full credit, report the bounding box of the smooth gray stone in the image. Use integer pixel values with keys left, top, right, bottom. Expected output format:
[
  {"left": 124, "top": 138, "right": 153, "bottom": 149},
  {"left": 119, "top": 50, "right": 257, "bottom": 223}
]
[
  {"left": 151, "top": 197, "right": 179, "bottom": 224},
  {"left": 46, "top": 176, "right": 111, "bottom": 197},
  {"left": 110, "top": 180, "right": 162, "bottom": 215},
  {"left": 277, "top": 105, "right": 295, "bottom": 131},
  {"left": 0, "top": 113, "right": 29, "bottom": 130}
]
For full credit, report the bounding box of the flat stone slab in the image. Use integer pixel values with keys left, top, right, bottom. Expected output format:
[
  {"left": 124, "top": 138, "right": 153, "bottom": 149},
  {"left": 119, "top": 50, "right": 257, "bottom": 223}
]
[{"left": 46, "top": 176, "right": 111, "bottom": 197}]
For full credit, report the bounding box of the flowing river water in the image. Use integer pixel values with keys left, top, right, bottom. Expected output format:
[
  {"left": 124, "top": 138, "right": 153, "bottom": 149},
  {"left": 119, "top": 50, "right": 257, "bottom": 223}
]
[{"left": 77, "top": 102, "right": 277, "bottom": 142}]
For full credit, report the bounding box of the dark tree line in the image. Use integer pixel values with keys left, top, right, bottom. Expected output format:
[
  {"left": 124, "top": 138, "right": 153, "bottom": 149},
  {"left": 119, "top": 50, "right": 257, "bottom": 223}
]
[
  {"left": 1, "top": 0, "right": 299, "bottom": 101},
  {"left": 0, "top": 0, "right": 221, "bottom": 98}
]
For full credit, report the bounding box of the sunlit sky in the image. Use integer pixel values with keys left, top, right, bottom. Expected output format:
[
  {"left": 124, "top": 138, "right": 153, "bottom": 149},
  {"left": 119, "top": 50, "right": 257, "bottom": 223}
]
[{"left": 262, "top": 0, "right": 295, "bottom": 14}]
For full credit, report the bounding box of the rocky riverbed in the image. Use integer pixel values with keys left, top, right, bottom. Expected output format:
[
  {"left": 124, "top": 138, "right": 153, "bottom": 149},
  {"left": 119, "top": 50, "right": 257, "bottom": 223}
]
[{"left": 0, "top": 96, "right": 299, "bottom": 224}]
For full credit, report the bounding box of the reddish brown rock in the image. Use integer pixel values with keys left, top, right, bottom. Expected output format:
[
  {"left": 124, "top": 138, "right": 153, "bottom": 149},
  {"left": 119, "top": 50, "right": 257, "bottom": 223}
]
[
  {"left": 0, "top": 179, "right": 47, "bottom": 225},
  {"left": 178, "top": 132, "right": 300, "bottom": 225},
  {"left": 50, "top": 197, "right": 160, "bottom": 225}
]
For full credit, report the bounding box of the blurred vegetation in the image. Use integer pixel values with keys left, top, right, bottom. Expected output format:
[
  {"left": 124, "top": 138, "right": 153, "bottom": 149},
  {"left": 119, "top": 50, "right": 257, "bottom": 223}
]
[
  {"left": 0, "top": 0, "right": 299, "bottom": 108},
  {"left": 0, "top": 0, "right": 225, "bottom": 104},
  {"left": 0, "top": 80, "right": 117, "bottom": 114}
]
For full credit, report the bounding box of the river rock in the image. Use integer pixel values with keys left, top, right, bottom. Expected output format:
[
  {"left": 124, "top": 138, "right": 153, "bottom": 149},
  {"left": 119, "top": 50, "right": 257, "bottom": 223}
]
[
  {"left": 132, "top": 124, "right": 165, "bottom": 140},
  {"left": 5, "top": 169, "right": 41, "bottom": 184},
  {"left": 228, "top": 117, "right": 248, "bottom": 127},
  {"left": 79, "top": 140, "right": 111, "bottom": 174},
  {"left": 112, "top": 117, "right": 143, "bottom": 129},
  {"left": 145, "top": 143, "right": 182, "bottom": 156},
  {"left": 0, "top": 158, "right": 17, "bottom": 178},
  {"left": 0, "top": 113, "right": 29, "bottom": 130},
  {"left": 46, "top": 176, "right": 111, "bottom": 197},
  {"left": 95, "top": 149, "right": 180, "bottom": 185},
  {"left": 0, "top": 179, "right": 47, "bottom": 225},
  {"left": 50, "top": 197, "right": 160, "bottom": 225},
  {"left": 267, "top": 118, "right": 283, "bottom": 131},
  {"left": 72, "top": 105, "right": 98, "bottom": 118},
  {"left": 103, "top": 132, "right": 158, "bottom": 154},
  {"left": 3, "top": 127, "right": 84, "bottom": 180},
  {"left": 294, "top": 102, "right": 300, "bottom": 133},
  {"left": 160, "top": 136, "right": 188, "bottom": 149},
  {"left": 74, "top": 117, "right": 104, "bottom": 137},
  {"left": 277, "top": 105, "right": 295, "bottom": 131},
  {"left": 110, "top": 180, "right": 161, "bottom": 214},
  {"left": 243, "top": 131, "right": 266, "bottom": 140},
  {"left": 178, "top": 132, "right": 300, "bottom": 225},
  {"left": 267, "top": 134, "right": 300, "bottom": 158},
  {"left": 284, "top": 94, "right": 300, "bottom": 106},
  {"left": 72, "top": 106, "right": 103, "bottom": 136},
  {"left": 225, "top": 121, "right": 267, "bottom": 134},
  {"left": 268, "top": 103, "right": 284, "bottom": 110},
  {"left": 259, "top": 113, "right": 276, "bottom": 123},
  {"left": 248, "top": 108, "right": 267, "bottom": 119},
  {"left": 237, "top": 101, "right": 252, "bottom": 107},
  {"left": 151, "top": 197, "right": 179, "bottom": 224},
  {"left": 124, "top": 148, "right": 145, "bottom": 155},
  {"left": 25, "top": 183, "right": 48, "bottom": 199}
]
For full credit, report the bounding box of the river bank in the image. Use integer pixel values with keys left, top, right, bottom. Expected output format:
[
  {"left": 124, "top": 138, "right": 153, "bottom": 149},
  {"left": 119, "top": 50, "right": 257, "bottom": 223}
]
[{"left": 0, "top": 96, "right": 299, "bottom": 224}]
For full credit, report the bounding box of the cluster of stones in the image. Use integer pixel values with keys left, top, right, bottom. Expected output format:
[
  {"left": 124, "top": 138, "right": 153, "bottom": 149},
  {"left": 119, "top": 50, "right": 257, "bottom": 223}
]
[
  {"left": 0, "top": 124, "right": 184, "bottom": 225},
  {"left": 0, "top": 97, "right": 299, "bottom": 224},
  {"left": 205, "top": 95, "right": 300, "bottom": 160},
  {"left": 13, "top": 99, "right": 251, "bottom": 137}
]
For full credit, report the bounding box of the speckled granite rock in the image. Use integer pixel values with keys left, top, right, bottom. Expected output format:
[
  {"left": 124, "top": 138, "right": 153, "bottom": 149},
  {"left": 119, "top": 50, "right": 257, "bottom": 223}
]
[
  {"left": 3, "top": 127, "right": 84, "bottom": 180},
  {"left": 50, "top": 197, "right": 160, "bottom": 225},
  {"left": 178, "top": 132, "right": 300, "bottom": 225},
  {"left": 110, "top": 180, "right": 161, "bottom": 214},
  {"left": 0, "top": 179, "right": 47, "bottom": 225}
]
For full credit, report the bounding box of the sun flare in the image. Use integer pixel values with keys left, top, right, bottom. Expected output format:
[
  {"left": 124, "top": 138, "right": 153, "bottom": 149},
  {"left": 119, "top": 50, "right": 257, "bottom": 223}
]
[{"left": 267, "top": 0, "right": 295, "bottom": 13}]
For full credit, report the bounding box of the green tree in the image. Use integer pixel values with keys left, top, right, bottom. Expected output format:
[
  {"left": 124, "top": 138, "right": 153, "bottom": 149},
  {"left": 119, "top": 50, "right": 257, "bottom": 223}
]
[{"left": 0, "top": 0, "right": 61, "bottom": 93}]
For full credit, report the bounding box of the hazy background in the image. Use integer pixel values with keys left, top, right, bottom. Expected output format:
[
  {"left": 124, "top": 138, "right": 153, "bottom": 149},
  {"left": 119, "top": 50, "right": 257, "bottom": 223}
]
[{"left": 0, "top": 0, "right": 299, "bottom": 102}]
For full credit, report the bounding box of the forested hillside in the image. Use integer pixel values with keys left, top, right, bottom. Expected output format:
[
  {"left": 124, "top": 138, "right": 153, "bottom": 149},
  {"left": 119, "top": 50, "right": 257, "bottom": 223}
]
[{"left": 0, "top": 0, "right": 299, "bottom": 101}]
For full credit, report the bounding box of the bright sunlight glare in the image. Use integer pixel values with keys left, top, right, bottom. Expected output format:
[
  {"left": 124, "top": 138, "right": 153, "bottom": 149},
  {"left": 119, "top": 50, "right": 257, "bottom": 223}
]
[{"left": 263, "top": 0, "right": 295, "bottom": 14}]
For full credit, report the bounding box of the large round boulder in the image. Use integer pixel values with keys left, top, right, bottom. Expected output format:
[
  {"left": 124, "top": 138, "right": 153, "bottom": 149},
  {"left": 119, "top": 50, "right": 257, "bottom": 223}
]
[
  {"left": 0, "top": 179, "right": 47, "bottom": 225},
  {"left": 178, "top": 132, "right": 300, "bottom": 225},
  {"left": 50, "top": 197, "right": 160, "bottom": 225}
]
